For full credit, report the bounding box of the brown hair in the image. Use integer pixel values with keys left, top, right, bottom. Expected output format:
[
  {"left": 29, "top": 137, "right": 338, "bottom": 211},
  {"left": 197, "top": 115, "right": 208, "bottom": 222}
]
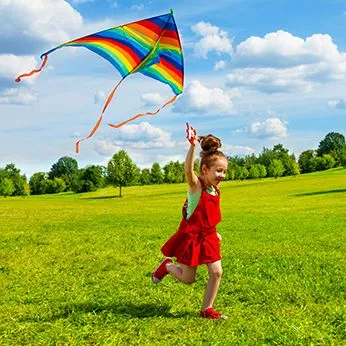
[{"left": 199, "top": 134, "right": 227, "bottom": 172}]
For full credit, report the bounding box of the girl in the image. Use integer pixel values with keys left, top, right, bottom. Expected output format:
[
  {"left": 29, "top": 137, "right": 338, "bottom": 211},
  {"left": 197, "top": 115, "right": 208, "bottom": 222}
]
[{"left": 152, "top": 123, "right": 228, "bottom": 319}]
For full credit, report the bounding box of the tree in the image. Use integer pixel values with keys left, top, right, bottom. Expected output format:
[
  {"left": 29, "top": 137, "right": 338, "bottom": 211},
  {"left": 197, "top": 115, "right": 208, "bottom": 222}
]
[
  {"left": 3, "top": 163, "right": 27, "bottom": 196},
  {"left": 73, "top": 165, "right": 104, "bottom": 193},
  {"left": 174, "top": 161, "right": 185, "bottom": 183},
  {"left": 258, "top": 164, "right": 267, "bottom": 178},
  {"left": 0, "top": 178, "right": 15, "bottom": 197},
  {"left": 248, "top": 164, "right": 267, "bottom": 179},
  {"left": 268, "top": 159, "right": 285, "bottom": 178},
  {"left": 286, "top": 157, "right": 300, "bottom": 176},
  {"left": 140, "top": 169, "right": 151, "bottom": 185},
  {"left": 235, "top": 166, "right": 249, "bottom": 180},
  {"left": 244, "top": 154, "right": 258, "bottom": 170},
  {"left": 163, "top": 161, "right": 184, "bottom": 183},
  {"left": 29, "top": 172, "right": 48, "bottom": 195},
  {"left": 163, "top": 161, "right": 176, "bottom": 183},
  {"left": 272, "top": 144, "right": 296, "bottom": 176},
  {"left": 150, "top": 163, "right": 164, "bottom": 184},
  {"left": 298, "top": 150, "right": 316, "bottom": 173},
  {"left": 340, "top": 147, "right": 346, "bottom": 167},
  {"left": 107, "top": 150, "right": 140, "bottom": 197},
  {"left": 321, "top": 154, "right": 336, "bottom": 170},
  {"left": 49, "top": 157, "right": 78, "bottom": 191},
  {"left": 258, "top": 147, "right": 277, "bottom": 168},
  {"left": 248, "top": 165, "right": 260, "bottom": 179},
  {"left": 258, "top": 144, "right": 300, "bottom": 177},
  {"left": 226, "top": 167, "right": 235, "bottom": 181},
  {"left": 46, "top": 178, "right": 66, "bottom": 194},
  {"left": 317, "top": 132, "right": 346, "bottom": 165},
  {"left": 226, "top": 159, "right": 238, "bottom": 180}
]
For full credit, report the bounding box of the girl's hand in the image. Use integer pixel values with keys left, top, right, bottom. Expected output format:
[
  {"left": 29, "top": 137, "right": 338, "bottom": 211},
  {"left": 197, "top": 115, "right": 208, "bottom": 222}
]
[
  {"left": 217, "top": 232, "right": 222, "bottom": 241},
  {"left": 186, "top": 122, "right": 198, "bottom": 145}
]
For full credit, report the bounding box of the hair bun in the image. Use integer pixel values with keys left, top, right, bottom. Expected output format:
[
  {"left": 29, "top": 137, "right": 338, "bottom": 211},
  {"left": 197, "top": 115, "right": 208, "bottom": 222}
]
[{"left": 199, "top": 135, "right": 222, "bottom": 156}]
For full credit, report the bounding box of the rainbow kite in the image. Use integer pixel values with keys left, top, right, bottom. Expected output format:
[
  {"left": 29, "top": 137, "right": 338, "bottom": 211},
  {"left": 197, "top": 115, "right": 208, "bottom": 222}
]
[{"left": 16, "top": 10, "right": 184, "bottom": 152}]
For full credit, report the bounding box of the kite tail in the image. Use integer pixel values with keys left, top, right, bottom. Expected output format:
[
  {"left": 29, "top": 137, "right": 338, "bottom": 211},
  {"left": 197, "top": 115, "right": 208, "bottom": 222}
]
[
  {"left": 107, "top": 94, "right": 178, "bottom": 129},
  {"left": 75, "top": 78, "right": 124, "bottom": 153},
  {"left": 15, "top": 55, "right": 48, "bottom": 82}
]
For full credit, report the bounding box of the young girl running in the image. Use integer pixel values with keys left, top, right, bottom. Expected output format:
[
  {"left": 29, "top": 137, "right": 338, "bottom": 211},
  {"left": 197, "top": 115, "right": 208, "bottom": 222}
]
[{"left": 152, "top": 123, "right": 228, "bottom": 319}]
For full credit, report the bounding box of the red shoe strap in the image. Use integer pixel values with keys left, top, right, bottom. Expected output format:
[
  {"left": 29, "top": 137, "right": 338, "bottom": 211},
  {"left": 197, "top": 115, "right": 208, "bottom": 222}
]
[{"left": 201, "top": 308, "right": 221, "bottom": 319}]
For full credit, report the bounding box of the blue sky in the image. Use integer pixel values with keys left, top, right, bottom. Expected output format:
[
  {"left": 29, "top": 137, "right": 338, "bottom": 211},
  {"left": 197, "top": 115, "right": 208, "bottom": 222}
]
[{"left": 1, "top": 0, "right": 346, "bottom": 177}]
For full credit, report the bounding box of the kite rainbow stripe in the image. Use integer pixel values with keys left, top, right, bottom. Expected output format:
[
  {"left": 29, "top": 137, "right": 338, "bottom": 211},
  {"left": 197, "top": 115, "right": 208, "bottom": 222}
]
[{"left": 16, "top": 11, "right": 184, "bottom": 153}]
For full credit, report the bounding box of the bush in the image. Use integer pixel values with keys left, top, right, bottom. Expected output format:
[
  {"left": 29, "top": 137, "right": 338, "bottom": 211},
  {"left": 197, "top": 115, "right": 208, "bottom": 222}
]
[
  {"left": 150, "top": 163, "right": 164, "bottom": 184},
  {"left": 140, "top": 169, "right": 151, "bottom": 185},
  {"left": 268, "top": 160, "right": 285, "bottom": 178},
  {"left": 248, "top": 165, "right": 260, "bottom": 179},
  {"left": 235, "top": 166, "right": 249, "bottom": 180},
  {"left": 258, "top": 164, "right": 267, "bottom": 178},
  {"left": 0, "top": 178, "right": 15, "bottom": 197},
  {"left": 29, "top": 172, "right": 48, "bottom": 195},
  {"left": 46, "top": 178, "right": 66, "bottom": 194},
  {"left": 72, "top": 166, "right": 104, "bottom": 193}
]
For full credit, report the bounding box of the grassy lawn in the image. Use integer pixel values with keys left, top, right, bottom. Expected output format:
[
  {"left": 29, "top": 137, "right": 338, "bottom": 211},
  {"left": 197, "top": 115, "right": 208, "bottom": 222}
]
[{"left": 0, "top": 168, "right": 345, "bottom": 345}]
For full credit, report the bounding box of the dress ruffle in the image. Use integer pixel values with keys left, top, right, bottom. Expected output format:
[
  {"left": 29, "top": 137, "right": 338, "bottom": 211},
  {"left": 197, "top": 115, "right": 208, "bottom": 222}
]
[{"left": 161, "top": 220, "right": 221, "bottom": 267}]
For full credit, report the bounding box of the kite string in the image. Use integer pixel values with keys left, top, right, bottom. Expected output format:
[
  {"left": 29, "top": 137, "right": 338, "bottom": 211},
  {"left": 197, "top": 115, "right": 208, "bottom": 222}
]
[
  {"left": 15, "top": 55, "right": 48, "bottom": 82},
  {"left": 107, "top": 94, "right": 178, "bottom": 129},
  {"left": 75, "top": 78, "right": 125, "bottom": 153}
]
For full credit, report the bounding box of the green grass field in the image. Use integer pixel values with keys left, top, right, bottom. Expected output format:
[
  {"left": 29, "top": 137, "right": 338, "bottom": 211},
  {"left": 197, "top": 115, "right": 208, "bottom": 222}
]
[{"left": 0, "top": 168, "right": 345, "bottom": 345}]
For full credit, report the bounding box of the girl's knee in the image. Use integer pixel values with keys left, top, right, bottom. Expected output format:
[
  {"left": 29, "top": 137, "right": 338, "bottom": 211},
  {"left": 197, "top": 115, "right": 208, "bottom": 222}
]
[
  {"left": 183, "top": 277, "right": 196, "bottom": 285},
  {"left": 209, "top": 268, "right": 222, "bottom": 279},
  {"left": 181, "top": 265, "right": 197, "bottom": 284}
]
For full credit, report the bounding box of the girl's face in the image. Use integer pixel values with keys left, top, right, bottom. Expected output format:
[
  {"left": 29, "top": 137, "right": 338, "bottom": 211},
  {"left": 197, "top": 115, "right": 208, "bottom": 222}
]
[{"left": 202, "top": 157, "right": 228, "bottom": 187}]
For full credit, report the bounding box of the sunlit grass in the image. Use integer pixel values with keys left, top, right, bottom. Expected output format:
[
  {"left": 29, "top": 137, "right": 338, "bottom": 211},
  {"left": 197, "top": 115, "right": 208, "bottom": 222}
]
[{"left": 0, "top": 168, "right": 345, "bottom": 345}]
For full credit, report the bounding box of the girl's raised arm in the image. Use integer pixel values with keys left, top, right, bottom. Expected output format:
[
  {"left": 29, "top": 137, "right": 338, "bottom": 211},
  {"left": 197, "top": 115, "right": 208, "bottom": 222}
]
[{"left": 185, "top": 123, "right": 200, "bottom": 193}]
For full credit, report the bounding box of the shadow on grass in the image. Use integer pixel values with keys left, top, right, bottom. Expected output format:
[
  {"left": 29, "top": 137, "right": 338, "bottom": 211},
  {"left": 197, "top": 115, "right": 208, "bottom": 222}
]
[
  {"left": 82, "top": 195, "right": 121, "bottom": 200},
  {"left": 21, "top": 302, "right": 196, "bottom": 322},
  {"left": 295, "top": 188, "right": 346, "bottom": 197}
]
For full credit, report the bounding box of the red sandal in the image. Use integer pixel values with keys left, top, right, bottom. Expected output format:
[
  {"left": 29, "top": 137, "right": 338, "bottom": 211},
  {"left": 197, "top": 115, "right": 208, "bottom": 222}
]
[
  {"left": 152, "top": 257, "right": 173, "bottom": 283},
  {"left": 200, "top": 308, "right": 228, "bottom": 320}
]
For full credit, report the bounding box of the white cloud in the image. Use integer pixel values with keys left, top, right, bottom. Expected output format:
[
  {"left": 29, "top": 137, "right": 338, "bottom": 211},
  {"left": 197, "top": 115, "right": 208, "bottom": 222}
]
[
  {"left": 249, "top": 117, "right": 288, "bottom": 139},
  {"left": 0, "top": 88, "right": 37, "bottom": 105},
  {"left": 141, "top": 92, "right": 167, "bottom": 106},
  {"left": 0, "top": 0, "right": 83, "bottom": 54},
  {"left": 93, "top": 141, "right": 122, "bottom": 157},
  {"left": 94, "top": 122, "right": 176, "bottom": 156},
  {"left": 192, "top": 21, "right": 233, "bottom": 58},
  {"left": 227, "top": 66, "right": 314, "bottom": 93},
  {"left": 173, "top": 80, "right": 239, "bottom": 114},
  {"left": 235, "top": 31, "right": 340, "bottom": 67},
  {"left": 0, "top": 54, "right": 38, "bottom": 82},
  {"left": 328, "top": 99, "right": 346, "bottom": 109},
  {"left": 94, "top": 91, "right": 106, "bottom": 104},
  {"left": 214, "top": 60, "right": 226, "bottom": 71},
  {"left": 228, "top": 30, "right": 346, "bottom": 93},
  {"left": 222, "top": 144, "right": 256, "bottom": 156}
]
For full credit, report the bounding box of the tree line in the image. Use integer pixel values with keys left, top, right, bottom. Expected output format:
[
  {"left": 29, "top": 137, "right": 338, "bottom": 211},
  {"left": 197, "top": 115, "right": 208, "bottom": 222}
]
[{"left": 0, "top": 132, "right": 345, "bottom": 197}]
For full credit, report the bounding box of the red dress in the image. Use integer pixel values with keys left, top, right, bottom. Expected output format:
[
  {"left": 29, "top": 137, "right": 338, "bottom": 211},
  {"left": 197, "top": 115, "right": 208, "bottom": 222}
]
[{"left": 161, "top": 178, "right": 222, "bottom": 267}]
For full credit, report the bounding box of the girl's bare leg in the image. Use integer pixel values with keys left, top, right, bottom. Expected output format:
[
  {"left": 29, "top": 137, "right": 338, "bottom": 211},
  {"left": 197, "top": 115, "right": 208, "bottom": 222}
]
[
  {"left": 202, "top": 260, "right": 222, "bottom": 310},
  {"left": 166, "top": 263, "right": 196, "bottom": 284}
]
